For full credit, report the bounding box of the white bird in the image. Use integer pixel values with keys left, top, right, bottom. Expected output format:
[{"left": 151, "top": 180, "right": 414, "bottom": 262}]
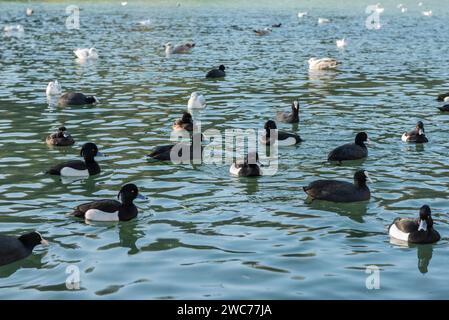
[
  {"left": 121, "top": 2, "right": 128, "bottom": 6},
  {"left": 375, "top": 3, "right": 385, "bottom": 13},
  {"left": 308, "top": 57, "right": 340, "bottom": 70},
  {"left": 164, "top": 42, "right": 195, "bottom": 55},
  {"left": 74, "top": 48, "right": 99, "bottom": 60},
  {"left": 418, "top": 2, "right": 423, "bottom": 6},
  {"left": 336, "top": 38, "right": 347, "bottom": 48},
  {"left": 46, "top": 80, "right": 62, "bottom": 96},
  {"left": 253, "top": 27, "right": 272, "bottom": 36},
  {"left": 422, "top": 10, "right": 432, "bottom": 16},
  {"left": 26, "top": 8, "right": 33, "bottom": 16},
  {"left": 297, "top": 12, "right": 308, "bottom": 18},
  {"left": 318, "top": 18, "right": 330, "bottom": 24},
  {"left": 401, "top": 7, "right": 408, "bottom": 12},
  {"left": 4, "top": 24, "right": 24, "bottom": 33},
  {"left": 138, "top": 19, "right": 151, "bottom": 26},
  {"left": 187, "top": 92, "right": 206, "bottom": 110}
]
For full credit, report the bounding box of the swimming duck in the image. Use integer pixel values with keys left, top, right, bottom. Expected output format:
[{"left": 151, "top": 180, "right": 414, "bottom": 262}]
[
  {"left": 164, "top": 42, "right": 195, "bottom": 55},
  {"left": 230, "top": 152, "right": 262, "bottom": 177},
  {"left": 26, "top": 8, "right": 33, "bottom": 16},
  {"left": 308, "top": 57, "right": 340, "bottom": 70},
  {"left": 328, "top": 132, "right": 370, "bottom": 163},
  {"left": 74, "top": 48, "right": 99, "bottom": 60},
  {"left": 318, "top": 18, "right": 330, "bottom": 24},
  {"left": 206, "top": 65, "right": 226, "bottom": 78},
  {"left": 438, "top": 104, "right": 449, "bottom": 112},
  {"left": 70, "top": 184, "right": 145, "bottom": 222},
  {"left": 172, "top": 112, "right": 194, "bottom": 132},
  {"left": 437, "top": 92, "right": 449, "bottom": 101},
  {"left": 303, "top": 170, "right": 371, "bottom": 203},
  {"left": 46, "top": 142, "right": 101, "bottom": 177},
  {"left": 336, "top": 38, "right": 348, "bottom": 48},
  {"left": 4, "top": 25, "right": 24, "bottom": 33},
  {"left": 401, "top": 121, "right": 428, "bottom": 143},
  {"left": 46, "top": 126, "right": 75, "bottom": 146},
  {"left": 276, "top": 101, "right": 299, "bottom": 123},
  {"left": 59, "top": 92, "right": 99, "bottom": 106},
  {"left": 271, "top": 23, "right": 282, "bottom": 28},
  {"left": 297, "top": 12, "right": 308, "bottom": 18},
  {"left": 389, "top": 205, "right": 440, "bottom": 244},
  {"left": 187, "top": 92, "right": 206, "bottom": 110},
  {"left": 0, "top": 231, "right": 48, "bottom": 266},
  {"left": 422, "top": 10, "right": 432, "bottom": 16},
  {"left": 261, "top": 120, "right": 302, "bottom": 146},
  {"left": 46, "top": 80, "right": 62, "bottom": 96},
  {"left": 147, "top": 134, "right": 203, "bottom": 161},
  {"left": 253, "top": 28, "right": 272, "bottom": 36}
]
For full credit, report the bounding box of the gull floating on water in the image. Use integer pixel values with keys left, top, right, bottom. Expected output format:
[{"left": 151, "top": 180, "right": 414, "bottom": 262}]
[
  {"left": 74, "top": 48, "right": 99, "bottom": 60},
  {"left": 165, "top": 42, "right": 195, "bottom": 55},
  {"left": 253, "top": 27, "right": 272, "bottom": 36},
  {"left": 4, "top": 24, "right": 24, "bottom": 33},
  {"left": 188, "top": 92, "right": 206, "bottom": 110},
  {"left": 336, "top": 38, "right": 347, "bottom": 48},
  {"left": 121, "top": 2, "right": 128, "bottom": 6},
  {"left": 138, "top": 19, "right": 151, "bottom": 26},
  {"left": 422, "top": 10, "right": 432, "bottom": 16},
  {"left": 308, "top": 57, "right": 340, "bottom": 70},
  {"left": 46, "top": 80, "right": 62, "bottom": 96},
  {"left": 318, "top": 18, "right": 330, "bottom": 24},
  {"left": 297, "top": 12, "right": 308, "bottom": 18},
  {"left": 26, "top": 8, "right": 33, "bottom": 16}
]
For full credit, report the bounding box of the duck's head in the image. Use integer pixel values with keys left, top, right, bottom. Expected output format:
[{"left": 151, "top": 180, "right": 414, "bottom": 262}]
[
  {"left": 181, "top": 112, "right": 193, "bottom": 123},
  {"left": 86, "top": 96, "right": 99, "bottom": 104},
  {"left": 418, "top": 205, "right": 432, "bottom": 231},
  {"left": 80, "top": 142, "right": 100, "bottom": 160},
  {"left": 218, "top": 65, "right": 226, "bottom": 71},
  {"left": 58, "top": 126, "right": 69, "bottom": 137},
  {"left": 416, "top": 121, "right": 425, "bottom": 135},
  {"left": 291, "top": 100, "right": 300, "bottom": 111},
  {"left": 165, "top": 42, "right": 173, "bottom": 49},
  {"left": 354, "top": 170, "right": 372, "bottom": 186},
  {"left": 117, "top": 183, "right": 146, "bottom": 204},
  {"left": 18, "top": 231, "right": 48, "bottom": 249},
  {"left": 264, "top": 120, "right": 277, "bottom": 131},
  {"left": 355, "top": 132, "right": 370, "bottom": 146}
]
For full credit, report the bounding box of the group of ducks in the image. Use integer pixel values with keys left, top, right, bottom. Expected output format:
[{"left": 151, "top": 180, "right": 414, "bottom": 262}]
[{"left": 0, "top": 6, "right": 445, "bottom": 268}]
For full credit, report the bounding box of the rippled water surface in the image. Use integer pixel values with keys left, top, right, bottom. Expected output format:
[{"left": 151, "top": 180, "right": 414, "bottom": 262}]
[{"left": 1, "top": 0, "right": 449, "bottom": 299}]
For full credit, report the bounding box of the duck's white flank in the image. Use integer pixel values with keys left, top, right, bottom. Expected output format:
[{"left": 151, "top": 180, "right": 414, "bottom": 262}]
[
  {"left": 85, "top": 209, "right": 119, "bottom": 222},
  {"left": 229, "top": 164, "right": 241, "bottom": 176},
  {"left": 60, "top": 167, "right": 89, "bottom": 177},
  {"left": 389, "top": 223, "right": 409, "bottom": 242}
]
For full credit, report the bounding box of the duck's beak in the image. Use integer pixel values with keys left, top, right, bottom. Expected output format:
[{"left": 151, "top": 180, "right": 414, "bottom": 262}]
[
  {"left": 41, "top": 238, "right": 49, "bottom": 246},
  {"left": 137, "top": 193, "right": 147, "bottom": 200},
  {"left": 366, "top": 138, "right": 371, "bottom": 145},
  {"left": 364, "top": 171, "right": 373, "bottom": 183},
  {"left": 96, "top": 152, "right": 105, "bottom": 157},
  {"left": 418, "top": 219, "right": 428, "bottom": 232}
]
